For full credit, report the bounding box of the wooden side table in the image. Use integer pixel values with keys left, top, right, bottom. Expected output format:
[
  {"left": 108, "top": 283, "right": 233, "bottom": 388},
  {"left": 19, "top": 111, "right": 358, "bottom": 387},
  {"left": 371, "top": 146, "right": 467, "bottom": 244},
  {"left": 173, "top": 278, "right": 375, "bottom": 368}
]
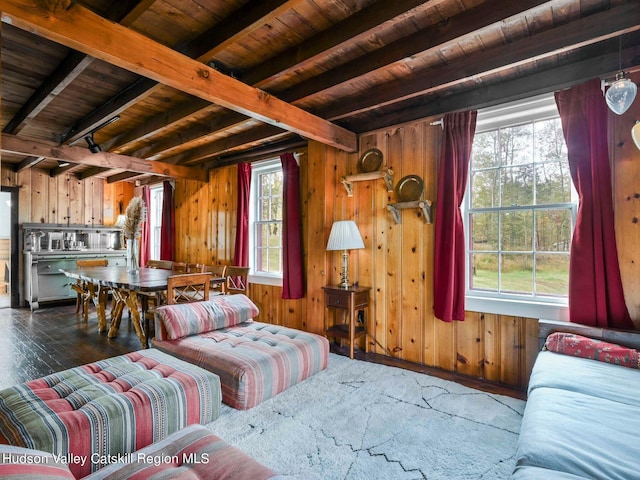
[{"left": 323, "top": 285, "right": 371, "bottom": 359}]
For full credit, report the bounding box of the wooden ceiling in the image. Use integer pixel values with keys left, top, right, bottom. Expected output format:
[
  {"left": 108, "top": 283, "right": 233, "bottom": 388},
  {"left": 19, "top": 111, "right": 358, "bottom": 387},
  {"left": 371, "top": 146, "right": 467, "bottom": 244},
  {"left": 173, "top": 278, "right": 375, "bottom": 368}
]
[{"left": 0, "top": 0, "right": 639, "bottom": 184}]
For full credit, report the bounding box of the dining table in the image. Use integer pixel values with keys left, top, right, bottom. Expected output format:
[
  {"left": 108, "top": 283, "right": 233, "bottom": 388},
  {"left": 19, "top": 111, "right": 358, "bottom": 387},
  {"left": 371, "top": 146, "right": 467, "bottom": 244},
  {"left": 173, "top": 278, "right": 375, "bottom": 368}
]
[{"left": 59, "top": 266, "right": 224, "bottom": 348}]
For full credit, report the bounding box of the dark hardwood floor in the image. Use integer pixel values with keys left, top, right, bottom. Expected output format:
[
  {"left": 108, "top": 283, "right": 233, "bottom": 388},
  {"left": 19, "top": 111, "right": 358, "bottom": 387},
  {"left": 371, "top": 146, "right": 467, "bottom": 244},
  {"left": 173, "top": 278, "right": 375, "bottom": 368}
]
[
  {"left": 0, "top": 301, "right": 140, "bottom": 389},
  {"left": 0, "top": 300, "right": 525, "bottom": 400}
]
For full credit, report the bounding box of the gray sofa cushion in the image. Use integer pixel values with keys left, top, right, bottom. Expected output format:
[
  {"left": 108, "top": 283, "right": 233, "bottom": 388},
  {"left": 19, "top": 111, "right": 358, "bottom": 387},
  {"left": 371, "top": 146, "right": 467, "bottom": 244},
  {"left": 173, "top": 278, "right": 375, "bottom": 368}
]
[
  {"left": 529, "top": 351, "right": 640, "bottom": 407},
  {"left": 515, "top": 385, "right": 640, "bottom": 480}
]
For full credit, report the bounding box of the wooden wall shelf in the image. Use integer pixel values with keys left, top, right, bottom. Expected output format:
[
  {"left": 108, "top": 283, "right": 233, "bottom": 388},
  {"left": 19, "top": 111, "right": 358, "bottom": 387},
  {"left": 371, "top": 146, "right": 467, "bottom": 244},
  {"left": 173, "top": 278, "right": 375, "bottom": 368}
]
[
  {"left": 341, "top": 169, "right": 394, "bottom": 197},
  {"left": 387, "top": 200, "right": 432, "bottom": 224}
]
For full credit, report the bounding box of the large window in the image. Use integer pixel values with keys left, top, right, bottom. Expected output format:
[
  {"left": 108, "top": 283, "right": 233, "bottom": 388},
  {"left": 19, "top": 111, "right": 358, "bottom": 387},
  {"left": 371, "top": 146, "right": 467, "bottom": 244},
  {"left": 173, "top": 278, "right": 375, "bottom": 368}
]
[
  {"left": 249, "top": 159, "right": 283, "bottom": 283},
  {"left": 465, "top": 95, "right": 576, "bottom": 311}
]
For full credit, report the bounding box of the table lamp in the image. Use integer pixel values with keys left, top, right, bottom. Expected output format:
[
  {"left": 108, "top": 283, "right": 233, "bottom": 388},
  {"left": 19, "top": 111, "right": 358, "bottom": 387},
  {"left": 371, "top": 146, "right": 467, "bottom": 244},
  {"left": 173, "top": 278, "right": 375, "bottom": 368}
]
[{"left": 326, "top": 220, "right": 365, "bottom": 288}]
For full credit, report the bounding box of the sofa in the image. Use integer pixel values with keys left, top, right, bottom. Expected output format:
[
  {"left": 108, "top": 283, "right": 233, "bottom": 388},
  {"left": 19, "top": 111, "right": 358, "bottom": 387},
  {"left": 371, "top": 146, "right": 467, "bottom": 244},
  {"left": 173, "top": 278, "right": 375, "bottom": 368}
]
[
  {"left": 0, "top": 424, "right": 281, "bottom": 479},
  {"left": 152, "top": 294, "right": 330, "bottom": 409},
  {"left": 0, "top": 349, "right": 221, "bottom": 478},
  {"left": 512, "top": 319, "right": 640, "bottom": 480}
]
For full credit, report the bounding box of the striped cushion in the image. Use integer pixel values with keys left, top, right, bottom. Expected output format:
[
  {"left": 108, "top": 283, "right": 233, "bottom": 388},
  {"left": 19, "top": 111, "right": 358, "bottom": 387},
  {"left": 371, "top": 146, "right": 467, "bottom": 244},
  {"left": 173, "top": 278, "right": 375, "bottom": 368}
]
[
  {"left": 154, "top": 294, "right": 260, "bottom": 340},
  {"left": 153, "top": 322, "right": 329, "bottom": 409},
  {"left": 0, "top": 445, "right": 75, "bottom": 479},
  {"left": 85, "top": 424, "right": 280, "bottom": 480},
  {"left": 0, "top": 349, "right": 221, "bottom": 478}
]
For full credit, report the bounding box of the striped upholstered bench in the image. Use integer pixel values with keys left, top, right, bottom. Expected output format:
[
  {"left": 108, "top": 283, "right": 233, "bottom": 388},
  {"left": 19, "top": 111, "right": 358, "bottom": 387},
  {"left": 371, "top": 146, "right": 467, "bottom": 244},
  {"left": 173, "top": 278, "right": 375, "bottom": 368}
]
[
  {"left": 0, "top": 425, "right": 281, "bottom": 479},
  {"left": 0, "top": 349, "right": 221, "bottom": 478},
  {"left": 152, "top": 294, "right": 329, "bottom": 409}
]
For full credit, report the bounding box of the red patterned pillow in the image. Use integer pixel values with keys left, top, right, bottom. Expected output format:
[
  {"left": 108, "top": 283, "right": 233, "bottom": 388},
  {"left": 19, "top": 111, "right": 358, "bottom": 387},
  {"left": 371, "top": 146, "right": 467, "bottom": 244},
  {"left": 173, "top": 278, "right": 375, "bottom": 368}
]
[{"left": 545, "top": 332, "right": 640, "bottom": 369}]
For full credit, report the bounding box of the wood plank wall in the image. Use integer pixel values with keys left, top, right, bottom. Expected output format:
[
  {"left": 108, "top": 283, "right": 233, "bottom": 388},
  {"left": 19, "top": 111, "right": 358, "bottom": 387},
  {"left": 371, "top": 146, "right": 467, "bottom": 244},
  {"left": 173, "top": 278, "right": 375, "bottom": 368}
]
[
  {"left": 2, "top": 77, "right": 638, "bottom": 391},
  {"left": 613, "top": 71, "right": 640, "bottom": 327},
  {"left": 0, "top": 166, "right": 133, "bottom": 226},
  {"left": 170, "top": 119, "right": 539, "bottom": 391}
]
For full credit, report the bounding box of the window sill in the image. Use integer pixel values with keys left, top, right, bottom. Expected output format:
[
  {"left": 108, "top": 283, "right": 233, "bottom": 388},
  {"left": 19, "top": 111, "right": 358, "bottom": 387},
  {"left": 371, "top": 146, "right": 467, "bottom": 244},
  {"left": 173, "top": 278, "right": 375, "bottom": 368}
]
[
  {"left": 248, "top": 274, "right": 282, "bottom": 287},
  {"left": 465, "top": 295, "right": 569, "bottom": 321}
]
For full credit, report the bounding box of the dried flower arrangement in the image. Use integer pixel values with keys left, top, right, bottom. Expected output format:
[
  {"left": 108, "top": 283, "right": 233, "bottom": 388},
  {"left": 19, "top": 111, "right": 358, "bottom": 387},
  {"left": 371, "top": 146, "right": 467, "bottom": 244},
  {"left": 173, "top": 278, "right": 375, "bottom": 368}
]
[{"left": 123, "top": 197, "right": 145, "bottom": 239}]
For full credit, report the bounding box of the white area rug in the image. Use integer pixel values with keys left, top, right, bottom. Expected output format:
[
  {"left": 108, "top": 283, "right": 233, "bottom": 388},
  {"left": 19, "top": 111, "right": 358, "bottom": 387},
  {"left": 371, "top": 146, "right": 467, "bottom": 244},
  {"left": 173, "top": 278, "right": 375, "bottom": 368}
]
[{"left": 206, "top": 354, "right": 525, "bottom": 480}]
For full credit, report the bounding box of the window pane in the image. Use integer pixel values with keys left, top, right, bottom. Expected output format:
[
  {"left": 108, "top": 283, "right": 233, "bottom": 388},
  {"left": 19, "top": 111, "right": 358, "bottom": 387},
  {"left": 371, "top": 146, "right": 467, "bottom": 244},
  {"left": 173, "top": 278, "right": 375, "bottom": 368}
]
[
  {"left": 501, "top": 165, "right": 533, "bottom": 206},
  {"left": 267, "top": 222, "right": 280, "bottom": 247},
  {"left": 500, "top": 253, "right": 533, "bottom": 294},
  {"left": 471, "top": 169, "right": 500, "bottom": 208},
  {"left": 535, "top": 162, "right": 571, "bottom": 204},
  {"left": 535, "top": 254, "right": 569, "bottom": 296},
  {"left": 535, "top": 209, "right": 572, "bottom": 252},
  {"left": 534, "top": 118, "right": 567, "bottom": 164},
  {"left": 271, "top": 195, "right": 282, "bottom": 220},
  {"left": 501, "top": 210, "right": 533, "bottom": 251},
  {"left": 472, "top": 131, "right": 499, "bottom": 169},
  {"left": 470, "top": 212, "right": 498, "bottom": 251},
  {"left": 256, "top": 224, "right": 267, "bottom": 248},
  {"left": 471, "top": 253, "right": 498, "bottom": 291},
  {"left": 500, "top": 124, "right": 533, "bottom": 166}
]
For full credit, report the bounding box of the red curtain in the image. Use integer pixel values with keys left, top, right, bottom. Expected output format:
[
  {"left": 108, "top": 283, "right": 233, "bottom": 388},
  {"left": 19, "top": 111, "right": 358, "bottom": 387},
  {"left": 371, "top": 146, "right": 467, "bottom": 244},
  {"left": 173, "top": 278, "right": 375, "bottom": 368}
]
[
  {"left": 555, "top": 79, "right": 633, "bottom": 329},
  {"left": 281, "top": 153, "right": 304, "bottom": 299},
  {"left": 160, "top": 180, "right": 175, "bottom": 261},
  {"left": 433, "top": 111, "right": 477, "bottom": 322},
  {"left": 140, "top": 186, "right": 151, "bottom": 266},
  {"left": 233, "top": 163, "right": 252, "bottom": 267}
]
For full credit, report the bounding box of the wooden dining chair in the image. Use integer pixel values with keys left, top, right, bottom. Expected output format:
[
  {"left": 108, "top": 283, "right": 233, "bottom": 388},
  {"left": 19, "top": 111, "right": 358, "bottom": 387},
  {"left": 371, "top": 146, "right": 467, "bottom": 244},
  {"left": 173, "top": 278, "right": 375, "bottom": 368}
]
[
  {"left": 172, "top": 262, "right": 205, "bottom": 273},
  {"left": 204, "top": 264, "right": 227, "bottom": 295},
  {"left": 145, "top": 259, "right": 173, "bottom": 270},
  {"left": 71, "top": 259, "right": 108, "bottom": 322},
  {"left": 225, "top": 266, "right": 250, "bottom": 295},
  {"left": 167, "top": 273, "right": 211, "bottom": 304}
]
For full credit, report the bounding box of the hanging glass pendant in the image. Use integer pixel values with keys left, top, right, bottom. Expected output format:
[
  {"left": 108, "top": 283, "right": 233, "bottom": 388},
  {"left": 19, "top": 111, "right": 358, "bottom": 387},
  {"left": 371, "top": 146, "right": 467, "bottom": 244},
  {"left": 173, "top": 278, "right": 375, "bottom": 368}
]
[{"left": 605, "top": 72, "right": 637, "bottom": 115}]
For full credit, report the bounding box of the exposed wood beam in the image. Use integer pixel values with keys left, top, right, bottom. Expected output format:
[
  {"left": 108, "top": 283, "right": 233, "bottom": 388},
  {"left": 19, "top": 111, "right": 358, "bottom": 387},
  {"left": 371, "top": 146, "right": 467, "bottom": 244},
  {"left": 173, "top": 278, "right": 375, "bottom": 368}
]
[
  {"left": 241, "top": 0, "right": 435, "bottom": 88},
  {"left": 13, "top": 155, "right": 44, "bottom": 172},
  {"left": 1, "top": 133, "right": 208, "bottom": 181},
  {"left": 106, "top": 171, "right": 144, "bottom": 184},
  {"left": 0, "top": 0, "right": 357, "bottom": 152},
  {"left": 163, "top": 124, "right": 288, "bottom": 165},
  {"left": 96, "top": 0, "right": 436, "bottom": 156},
  {"left": 4, "top": 0, "right": 153, "bottom": 137},
  {"left": 213, "top": 136, "right": 307, "bottom": 168},
  {"left": 49, "top": 162, "right": 78, "bottom": 177},
  {"left": 356, "top": 44, "right": 640, "bottom": 133},
  {"left": 101, "top": 99, "right": 211, "bottom": 152},
  {"left": 321, "top": 4, "right": 640, "bottom": 121},
  {"left": 131, "top": 111, "right": 249, "bottom": 160},
  {"left": 59, "top": 78, "right": 156, "bottom": 144},
  {"left": 278, "top": 0, "right": 550, "bottom": 103},
  {"left": 181, "top": 0, "right": 303, "bottom": 62},
  {"left": 77, "top": 166, "right": 112, "bottom": 180},
  {"left": 124, "top": 0, "right": 550, "bottom": 160},
  {"left": 3, "top": 52, "right": 93, "bottom": 134}
]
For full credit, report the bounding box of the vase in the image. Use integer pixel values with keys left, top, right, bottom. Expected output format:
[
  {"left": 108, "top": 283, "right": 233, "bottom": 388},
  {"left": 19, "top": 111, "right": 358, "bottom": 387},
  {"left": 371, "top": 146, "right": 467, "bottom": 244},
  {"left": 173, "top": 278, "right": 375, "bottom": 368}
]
[{"left": 126, "top": 239, "right": 139, "bottom": 274}]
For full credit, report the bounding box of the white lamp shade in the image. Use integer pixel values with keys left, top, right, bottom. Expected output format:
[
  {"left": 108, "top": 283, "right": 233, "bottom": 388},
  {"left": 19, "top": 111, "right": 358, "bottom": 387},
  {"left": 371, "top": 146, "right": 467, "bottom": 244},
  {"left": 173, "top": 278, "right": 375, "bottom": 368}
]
[
  {"left": 605, "top": 75, "right": 637, "bottom": 115},
  {"left": 326, "top": 220, "right": 365, "bottom": 251},
  {"left": 632, "top": 121, "right": 640, "bottom": 151}
]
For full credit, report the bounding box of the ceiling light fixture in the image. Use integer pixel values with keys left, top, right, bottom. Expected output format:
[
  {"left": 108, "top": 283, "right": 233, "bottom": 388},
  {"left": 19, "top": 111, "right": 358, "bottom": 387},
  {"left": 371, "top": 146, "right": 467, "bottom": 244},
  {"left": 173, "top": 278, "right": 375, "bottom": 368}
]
[
  {"left": 57, "top": 160, "right": 70, "bottom": 167},
  {"left": 605, "top": 37, "right": 637, "bottom": 115},
  {"left": 84, "top": 133, "right": 102, "bottom": 153}
]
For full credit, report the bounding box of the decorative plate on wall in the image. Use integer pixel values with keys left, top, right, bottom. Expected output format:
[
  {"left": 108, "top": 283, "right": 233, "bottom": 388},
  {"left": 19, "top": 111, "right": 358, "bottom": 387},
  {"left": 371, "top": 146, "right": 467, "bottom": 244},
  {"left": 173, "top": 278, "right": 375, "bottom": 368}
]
[
  {"left": 358, "top": 148, "right": 384, "bottom": 173},
  {"left": 395, "top": 174, "right": 424, "bottom": 202}
]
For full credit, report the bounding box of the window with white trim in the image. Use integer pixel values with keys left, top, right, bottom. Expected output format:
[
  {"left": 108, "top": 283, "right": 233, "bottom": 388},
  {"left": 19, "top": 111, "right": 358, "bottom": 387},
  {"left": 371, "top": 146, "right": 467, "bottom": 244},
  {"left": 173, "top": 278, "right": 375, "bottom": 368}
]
[
  {"left": 249, "top": 159, "right": 283, "bottom": 284},
  {"left": 465, "top": 94, "right": 577, "bottom": 309}
]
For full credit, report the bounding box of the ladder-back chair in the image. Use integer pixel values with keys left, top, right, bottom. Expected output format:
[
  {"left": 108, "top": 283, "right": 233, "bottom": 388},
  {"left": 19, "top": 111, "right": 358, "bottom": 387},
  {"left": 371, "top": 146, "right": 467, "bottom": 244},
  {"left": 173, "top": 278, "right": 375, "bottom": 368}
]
[
  {"left": 71, "top": 259, "right": 108, "bottom": 321},
  {"left": 145, "top": 259, "right": 173, "bottom": 270},
  {"left": 167, "top": 273, "right": 211, "bottom": 304},
  {"left": 204, "top": 264, "right": 227, "bottom": 295},
  {"left": 225, "top": 266, "right": 249, "bottom": 295}
]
